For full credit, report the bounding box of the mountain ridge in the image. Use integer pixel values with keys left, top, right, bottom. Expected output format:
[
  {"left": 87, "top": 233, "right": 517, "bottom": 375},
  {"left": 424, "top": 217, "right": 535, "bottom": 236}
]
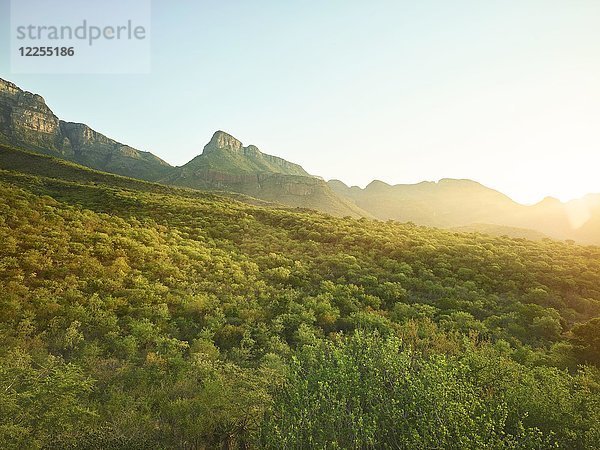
[
  {"left": 328, "top": 179, "right": 600, "bottom": 244},
  {"left": 160, "top": 130, "right": 368, "bottom": 218},
  {"left": 0, "top": 77, "right": 367, "bottom": 218},
  {"left": 0, "top": 78, "right": 172, "bottom": 181},
  {"left": 1, "top": 77, "right": 599, "bottom": 243}
]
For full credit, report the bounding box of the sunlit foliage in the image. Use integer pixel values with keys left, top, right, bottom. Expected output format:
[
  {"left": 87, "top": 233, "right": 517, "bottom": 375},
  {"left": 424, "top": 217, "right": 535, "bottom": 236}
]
[{"left": 1, "top": 150, "right": 600, "bottom": 448}]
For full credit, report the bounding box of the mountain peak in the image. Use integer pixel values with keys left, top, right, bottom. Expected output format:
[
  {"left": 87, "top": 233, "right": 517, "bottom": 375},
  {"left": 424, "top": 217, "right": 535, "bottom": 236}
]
[
  {"left": 0, "top": 77, "right": 22, "bottom": 96},
  {"left": 202, "top": 130, "right": 268, "bottom": 157},
  {"left": 183, "top": 131, "right": 311, "bottom": 179},
  {"left": 204, "top": 130, "right": 244, "bottom": 154},
  {"left": 203, "top": 130, "right": 265, "bottom": 158},
  {"left": 0, "top": 77, "right": 48, "bottom": 108},
  {"left": 328, "top": 179, "right": 350, "bottom": 189},
  {"left": 365, "top": 180, "right": 391, "bottom": 191},
  {"left": 537, "top": 196, "right": 562, "bottom": 206}
]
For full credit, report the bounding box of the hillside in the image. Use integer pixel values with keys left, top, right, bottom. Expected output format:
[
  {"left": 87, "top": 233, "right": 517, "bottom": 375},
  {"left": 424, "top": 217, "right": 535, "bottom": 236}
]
[
  {"left": 1, "top": 150, "right": 600, "bottom": 448},
  {"left": 449, "top": 223, "right": 549, "bottom": 241},
  {"left": 0, "top": 143, "right": 295, "bottom": 210}
]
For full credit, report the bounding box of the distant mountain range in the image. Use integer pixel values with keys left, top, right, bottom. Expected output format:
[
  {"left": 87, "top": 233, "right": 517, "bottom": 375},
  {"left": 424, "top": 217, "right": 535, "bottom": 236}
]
[
  {"left": 328, "top": 178, "right": 600, "bottom": 243},
  {"left": 1, "top": 77, "right": 599, "bottom": 244}
]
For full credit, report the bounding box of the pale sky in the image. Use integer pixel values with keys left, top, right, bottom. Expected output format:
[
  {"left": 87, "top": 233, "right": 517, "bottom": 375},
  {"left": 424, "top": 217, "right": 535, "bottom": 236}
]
[{"left": 1, "top": 0, "right": 599, "bottom": 204}]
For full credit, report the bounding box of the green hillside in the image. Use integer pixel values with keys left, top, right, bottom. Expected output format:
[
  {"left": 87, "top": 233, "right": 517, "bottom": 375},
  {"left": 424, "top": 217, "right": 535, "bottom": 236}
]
[
  {"left": 0, "top": 143, "right": 366, "bottom": 217},
  {"left": 1, "top": 147, "right": 600, "bottom": 448}
]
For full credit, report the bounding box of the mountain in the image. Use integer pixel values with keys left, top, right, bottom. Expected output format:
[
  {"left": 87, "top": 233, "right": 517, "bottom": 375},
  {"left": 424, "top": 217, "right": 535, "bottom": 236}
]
[
  {"left": 181, "top": 130, "right": 311, "bottom": 177},
  {"left": 162, "top": 131, "right": 370, "bottom": 218},
  {"left": 329, "top": 178, "right": 520, "bottom": 228},
  {"left": 329, "top": 179, "right": 600, "bottom": 244},
  {"left": 569, "top": 195, "right": 600, "bottom": 243},
  {"left": 0, "top": 78, "right": 367, "bottom": 218},
  {"left": 0, "top": 78, "right": 172, "bottom": 181},
  {"left": 0, "top": 143, "right": 357, "bottom": 215},
  {"left": 2, "top": 76, "right": 599, "bottom": 242}
]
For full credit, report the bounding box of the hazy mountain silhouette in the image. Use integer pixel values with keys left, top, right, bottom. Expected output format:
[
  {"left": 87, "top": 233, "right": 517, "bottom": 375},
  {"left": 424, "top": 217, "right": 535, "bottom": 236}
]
[{"left": 329, "top": 180, "right": 600, "bottom": 243}]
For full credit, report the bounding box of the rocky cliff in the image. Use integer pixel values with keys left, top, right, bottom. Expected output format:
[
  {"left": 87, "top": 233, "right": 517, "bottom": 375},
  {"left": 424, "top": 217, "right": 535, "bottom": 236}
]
[
  {"left": 0, "top": 79, "right": 67, "bottom": 154},
  {"left": 0, "top": 78, "right": 172, "bottom": 181}
]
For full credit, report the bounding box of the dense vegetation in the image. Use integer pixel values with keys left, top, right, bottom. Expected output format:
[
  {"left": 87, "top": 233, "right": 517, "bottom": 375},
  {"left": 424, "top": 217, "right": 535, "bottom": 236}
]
[{"left": 1, "top": 148, "right": 600, "bottom": 448}]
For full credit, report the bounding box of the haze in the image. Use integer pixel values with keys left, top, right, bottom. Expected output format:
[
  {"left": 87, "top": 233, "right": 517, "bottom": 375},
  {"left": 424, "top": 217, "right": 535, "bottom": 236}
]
[{"left": 1, "top": 0, "right": 599, "bottom": 205}]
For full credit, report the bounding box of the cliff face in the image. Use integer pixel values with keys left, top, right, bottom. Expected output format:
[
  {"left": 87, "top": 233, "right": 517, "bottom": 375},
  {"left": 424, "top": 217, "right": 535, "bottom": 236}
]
[
  {"left": 0, "top": 78, "right": 172, "bottom": 181},
  {"left": 58, "top": 122, "right": 172, "bottom": 181},
  {"left": 169, "top": 168, "right": 323, "bottom": 197},
  {"left": 0, "top": 79, "right": 68, "bottom": 155},
  {"left": 203, "top": 131, "right": 244, "bottom": 153}
]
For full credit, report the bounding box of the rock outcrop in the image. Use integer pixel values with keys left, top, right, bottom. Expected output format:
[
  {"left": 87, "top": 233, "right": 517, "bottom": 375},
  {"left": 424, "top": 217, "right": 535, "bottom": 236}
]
[{"left": 0, "top": 79, "right": 66, "bottom": 154}]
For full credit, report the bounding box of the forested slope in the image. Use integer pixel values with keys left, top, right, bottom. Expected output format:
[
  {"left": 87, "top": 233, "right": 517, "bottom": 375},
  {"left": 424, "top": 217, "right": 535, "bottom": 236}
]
[{"left": 1, "top": 149, "right": 600, "bottom": 448}]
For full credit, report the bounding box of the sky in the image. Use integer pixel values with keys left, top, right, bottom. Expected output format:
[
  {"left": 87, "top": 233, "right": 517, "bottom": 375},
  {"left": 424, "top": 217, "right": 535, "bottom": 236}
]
[{"left": 1, "top": 0, "right": 600, "bottom": 205}]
